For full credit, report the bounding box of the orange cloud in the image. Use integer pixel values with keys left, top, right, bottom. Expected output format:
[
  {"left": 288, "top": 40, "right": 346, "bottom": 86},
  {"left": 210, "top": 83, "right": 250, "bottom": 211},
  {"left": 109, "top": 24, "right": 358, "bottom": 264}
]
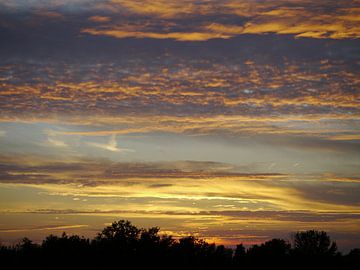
[
  {"left": 109, "top": 0, "right": 213, "bottom": 18},
  {"left": 82, "top": 1, "right": 360, "bottom": 40},
  {"left": 88, "top": 16, "right": 111, "bottom": 23},
  {"left": 81, "top": 28, "right": 230, "bottom": 41}
]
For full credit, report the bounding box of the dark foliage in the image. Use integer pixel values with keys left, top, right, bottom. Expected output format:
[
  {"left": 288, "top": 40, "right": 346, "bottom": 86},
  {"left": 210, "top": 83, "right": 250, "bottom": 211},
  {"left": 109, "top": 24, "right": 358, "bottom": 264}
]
[{"left": 0, "top": 220, "right": 359, "bottom": 269}]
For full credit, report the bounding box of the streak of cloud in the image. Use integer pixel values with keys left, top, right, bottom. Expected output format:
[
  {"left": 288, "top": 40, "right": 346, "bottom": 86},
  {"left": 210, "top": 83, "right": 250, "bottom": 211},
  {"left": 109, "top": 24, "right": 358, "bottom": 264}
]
[{"left": 86, "top": 134, "right": 134, "bottom": 152}]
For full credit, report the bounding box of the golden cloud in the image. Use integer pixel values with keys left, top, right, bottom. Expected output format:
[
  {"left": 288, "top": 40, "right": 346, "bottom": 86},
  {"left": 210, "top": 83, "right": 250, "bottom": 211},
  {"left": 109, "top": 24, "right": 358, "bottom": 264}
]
[
  {"left": 81, "top": 28, "right": 231, "bottom": 41},
  {"left": 81, "top": 1, "right": 360, "bottom": 40},
  {"left": 1, "top": 154, "right": 359, "bottom": 215}
]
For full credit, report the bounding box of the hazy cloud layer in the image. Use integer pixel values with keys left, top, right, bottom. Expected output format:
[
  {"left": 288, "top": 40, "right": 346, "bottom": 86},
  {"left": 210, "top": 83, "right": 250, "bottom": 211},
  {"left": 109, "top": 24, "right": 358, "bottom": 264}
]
[{"left": 0, "top": 154, "right": 359, "bottom": 212}]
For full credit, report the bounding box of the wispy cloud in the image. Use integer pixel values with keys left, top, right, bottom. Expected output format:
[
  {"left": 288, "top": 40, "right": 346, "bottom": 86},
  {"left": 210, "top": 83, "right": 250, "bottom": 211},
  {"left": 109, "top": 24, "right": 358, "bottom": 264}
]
[
  {"left": 17, "top": 208, "right": 360, "bottom": 223},
  {"left": 0, "top": 224, "right": 88, "bottom": 233},
  {"left": 86, "top": 135, "right": 134, "bottom": 152},
  {"left": 47, "top": 137, "right": 68, "bottom": 148},
  {"left": 0, "top": 154, "right": 359, "bottom": 213}
]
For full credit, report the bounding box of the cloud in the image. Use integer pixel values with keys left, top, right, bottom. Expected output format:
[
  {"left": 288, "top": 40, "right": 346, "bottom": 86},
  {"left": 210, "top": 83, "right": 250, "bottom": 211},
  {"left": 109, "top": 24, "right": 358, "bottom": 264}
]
[
  {"left": 2, "top": 1, "right": 358, "bottom": 42},
  {"left": 78, "top": 1, "right": 360, "bottom": 40},
  {"left": 46, "top": 137, "right": 68, "bottom": 148},
  {"left": 9, "top": 209, "right": 360, "bottom": 223},
  {"left": 86, "top": 134, "right": 134, "bottom": 152},
  {"left": 5, "top": 209, "right": 360, "bottom": 223},
  {"left": 88, "top": 15, "right": 111, "bottom": 23},
  {"left": 0, "top": 153, "right": 359, "bottom": 213},
  {"left": 29, "top": 115, "right": 360, "bottom": 155},
  {"left": 108, "top": 0, "right": 205, "bottom": 18},
  {"left": 0, "top": 154, "right": 287, "bottom": 185},
  {"left": 81, "top": 27, "right": 231, "bottom": 41},
  {"left": 0, "top": 224, "right": 88, "bottom": 233},
  {"left": 148, "top": 183, "right": 174, "bottom": 188},
  {"left": 201, "top": 210, "right": 360, "bottom": 222},
  {"left": 1, "top": 52, "right": 359, "bottom": 119}
]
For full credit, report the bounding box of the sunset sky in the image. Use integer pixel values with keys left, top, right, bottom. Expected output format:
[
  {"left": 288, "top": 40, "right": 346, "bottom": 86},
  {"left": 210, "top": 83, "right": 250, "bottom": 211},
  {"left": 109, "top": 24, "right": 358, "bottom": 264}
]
[{"left": 0, "top": 0, "right": 359, "bottom": 251}]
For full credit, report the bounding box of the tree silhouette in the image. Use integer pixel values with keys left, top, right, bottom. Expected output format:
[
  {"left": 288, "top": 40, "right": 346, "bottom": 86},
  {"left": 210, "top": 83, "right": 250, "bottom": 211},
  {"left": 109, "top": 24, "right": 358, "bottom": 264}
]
[
  {"left": 0, "top": 221, "right": 359, "bottom": 269},
  {"left": 233, "top": 243, "right": 246, "bottom": 266},
  {"left": 293, "top": 230, "right": 337, "bottom": 256},
  {"left": 345, "top": 248, "right": 360, "bottom": 269},
  {"left": 17, "top": 237, "right": 38, "bottom": 251},
  {"left": 291, "top": 230, "right": 340, "bottom": 269},
  {"left": 96, "top": 219, "right": 141, "bottom": 243}
]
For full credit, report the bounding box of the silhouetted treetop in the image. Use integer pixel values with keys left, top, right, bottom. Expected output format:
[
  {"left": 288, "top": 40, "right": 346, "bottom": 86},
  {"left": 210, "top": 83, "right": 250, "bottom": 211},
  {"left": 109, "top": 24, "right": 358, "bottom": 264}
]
[
  {"left": 293, "top": 230, "right": 337, "bottom": 256},
  {"left": 96, "top": 220, "right": 141, "bottom": 242}
]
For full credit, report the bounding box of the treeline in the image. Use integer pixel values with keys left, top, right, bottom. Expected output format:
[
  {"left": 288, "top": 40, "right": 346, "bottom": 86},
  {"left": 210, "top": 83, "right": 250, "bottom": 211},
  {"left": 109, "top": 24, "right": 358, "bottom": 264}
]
[{"left": 1, "top": 220, "right": 359, "bottom": 269}]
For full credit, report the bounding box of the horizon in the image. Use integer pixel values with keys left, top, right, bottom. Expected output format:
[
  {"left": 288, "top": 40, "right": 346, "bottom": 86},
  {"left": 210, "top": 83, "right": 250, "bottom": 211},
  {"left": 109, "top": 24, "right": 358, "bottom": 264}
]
[
  {"left": 0, "top": 0, "right": 359, "bottom": 252},
  {"left": 0, "top": 219, "right": 353, "bottom": 253}
]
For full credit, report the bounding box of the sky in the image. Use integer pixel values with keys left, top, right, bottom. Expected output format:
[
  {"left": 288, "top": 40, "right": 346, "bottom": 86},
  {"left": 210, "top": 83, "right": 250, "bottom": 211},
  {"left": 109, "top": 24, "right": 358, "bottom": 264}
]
[{"left": 0, "top": 0, "right": 359, "bottom": 251}]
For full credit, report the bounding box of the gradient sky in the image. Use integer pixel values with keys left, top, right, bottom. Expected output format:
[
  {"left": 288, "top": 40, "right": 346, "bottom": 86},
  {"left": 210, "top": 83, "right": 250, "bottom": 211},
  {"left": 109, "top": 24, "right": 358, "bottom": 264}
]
[{"left": 0, "top": 0, "right": 359, "bottom": 251}]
